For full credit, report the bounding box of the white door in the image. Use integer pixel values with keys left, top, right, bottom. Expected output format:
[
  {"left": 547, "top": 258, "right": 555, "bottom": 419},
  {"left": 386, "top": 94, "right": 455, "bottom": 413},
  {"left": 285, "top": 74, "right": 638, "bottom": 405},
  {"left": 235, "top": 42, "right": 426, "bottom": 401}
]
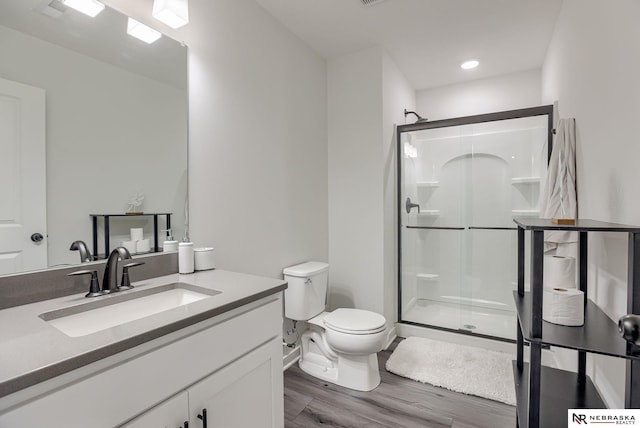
[{"left": 0, "top": 77, "right": 46, "bottom": 275}]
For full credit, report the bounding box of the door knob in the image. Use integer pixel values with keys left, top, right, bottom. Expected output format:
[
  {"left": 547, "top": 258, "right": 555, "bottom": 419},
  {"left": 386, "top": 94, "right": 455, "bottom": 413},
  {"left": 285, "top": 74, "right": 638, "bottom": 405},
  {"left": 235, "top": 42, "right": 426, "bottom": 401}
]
[{"left": 31, "top": 233, "right": 44, "bottom": 242}]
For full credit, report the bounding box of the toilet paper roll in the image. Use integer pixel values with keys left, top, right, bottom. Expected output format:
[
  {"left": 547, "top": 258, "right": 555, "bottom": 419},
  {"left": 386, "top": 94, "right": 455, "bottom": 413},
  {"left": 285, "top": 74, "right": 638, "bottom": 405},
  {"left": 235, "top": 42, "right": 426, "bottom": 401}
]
[
  {"left": 544, "top": 255, "right": 576, "bottom": 288},
  {"left": 130, "top": 228, "right": 144, "bottom": 242},
  {"left": 543, "top": 287, "right": 584, "bottom": 326},
  {"left": 136, "top": 238, "right": 150, "bottom": 253},
  {"left": 121, "top": 240, "right": 137, "bottom": 254}
]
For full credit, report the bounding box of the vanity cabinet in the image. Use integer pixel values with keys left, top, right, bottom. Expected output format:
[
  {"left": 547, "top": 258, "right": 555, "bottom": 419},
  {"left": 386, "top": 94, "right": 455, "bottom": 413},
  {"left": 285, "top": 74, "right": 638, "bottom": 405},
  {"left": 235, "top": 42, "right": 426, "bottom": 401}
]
[
  {"left": 120, "top": 392, "right": 189, "bottom": 428},
  {"left": 120, "top": 339, "right": 281, "bottom": 428},
  {"left": 188, "top": 339, "right": 280, "bottom": 427},
  {"left": 0, "top": 294, "right": 284, "bottom": 428}
]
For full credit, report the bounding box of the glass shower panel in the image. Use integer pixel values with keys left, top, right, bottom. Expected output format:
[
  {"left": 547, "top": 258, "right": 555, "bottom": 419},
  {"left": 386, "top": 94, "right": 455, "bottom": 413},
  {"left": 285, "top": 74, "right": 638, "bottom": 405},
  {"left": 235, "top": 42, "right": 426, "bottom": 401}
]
[
  {"left": 400, "top": 126, "right": 466, "bottom": 331},
  {"left": 398, "top": 111, "right": 549, "bottom": 341}
]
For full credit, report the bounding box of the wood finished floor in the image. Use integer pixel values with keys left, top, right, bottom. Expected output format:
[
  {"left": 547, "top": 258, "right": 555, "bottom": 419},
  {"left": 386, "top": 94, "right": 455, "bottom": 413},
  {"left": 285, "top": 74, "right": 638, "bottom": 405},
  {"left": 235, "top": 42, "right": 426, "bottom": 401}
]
[{"left": 284, "top": 339, "right": 516, "bottom": 428}]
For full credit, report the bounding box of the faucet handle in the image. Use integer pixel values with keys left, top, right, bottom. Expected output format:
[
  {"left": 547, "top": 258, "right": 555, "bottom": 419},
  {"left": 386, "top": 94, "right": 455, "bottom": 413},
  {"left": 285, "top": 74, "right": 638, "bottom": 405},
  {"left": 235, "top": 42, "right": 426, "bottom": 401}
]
[
  {"left": 68, "top": 269, "right": 101, "bottom": 297},
  {"left": 119, "top": 262, "right": 145, "bottom": 290}
]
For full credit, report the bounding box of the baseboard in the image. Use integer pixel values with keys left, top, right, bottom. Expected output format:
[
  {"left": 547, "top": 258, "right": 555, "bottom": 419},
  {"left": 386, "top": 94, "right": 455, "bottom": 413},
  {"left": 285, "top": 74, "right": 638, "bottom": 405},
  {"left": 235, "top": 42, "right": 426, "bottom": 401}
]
[
  {"left": 384, "top": 326, "right": 397, "bottom": 350},
  {"left": 282, "top": 344, "right": 301, "bottom": 371},
  {"left": 593, "top": 359, "right": 625, "bottom": 408}
]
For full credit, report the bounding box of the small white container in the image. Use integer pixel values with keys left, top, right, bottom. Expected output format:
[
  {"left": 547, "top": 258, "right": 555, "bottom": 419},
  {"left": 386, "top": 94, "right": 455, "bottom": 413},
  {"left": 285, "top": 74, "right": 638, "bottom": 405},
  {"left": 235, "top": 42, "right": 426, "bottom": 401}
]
[
  {"left": 178, "top": 242, "right": 194, "bottom": 274},
  {"left": 163, "top": 240, "right": 179, "bottom": 252},
  {"left": 194, "top": 247, "right": 215, "bottom": 271}
]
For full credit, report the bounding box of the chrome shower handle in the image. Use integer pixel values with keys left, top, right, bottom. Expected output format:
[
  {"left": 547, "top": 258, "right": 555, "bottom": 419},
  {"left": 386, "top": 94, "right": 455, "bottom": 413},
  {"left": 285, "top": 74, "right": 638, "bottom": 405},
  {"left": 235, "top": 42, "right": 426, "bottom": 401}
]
[{"left": 405, "top": 197, "right": 420, "bottom": 214}]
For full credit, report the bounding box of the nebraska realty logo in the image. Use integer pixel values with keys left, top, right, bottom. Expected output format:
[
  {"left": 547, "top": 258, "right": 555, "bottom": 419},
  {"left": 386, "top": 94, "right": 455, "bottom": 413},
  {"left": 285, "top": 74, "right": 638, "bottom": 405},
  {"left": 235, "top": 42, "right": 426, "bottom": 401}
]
[{"left": 569, "top": 409, "right": 640, "bottom": 426}]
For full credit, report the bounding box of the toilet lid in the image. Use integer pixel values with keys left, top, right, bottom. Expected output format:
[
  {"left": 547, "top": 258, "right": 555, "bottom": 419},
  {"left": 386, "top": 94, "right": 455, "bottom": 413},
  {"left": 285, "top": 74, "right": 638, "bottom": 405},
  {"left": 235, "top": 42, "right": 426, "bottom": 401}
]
[{"left": 323, "top": 308, "right": 386, "bottom": 335}]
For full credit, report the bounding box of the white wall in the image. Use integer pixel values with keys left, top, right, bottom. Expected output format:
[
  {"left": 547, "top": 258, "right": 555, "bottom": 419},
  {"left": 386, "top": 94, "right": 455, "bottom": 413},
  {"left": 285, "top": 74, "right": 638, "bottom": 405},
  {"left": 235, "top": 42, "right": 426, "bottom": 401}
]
[
  {"left": 417, "top": 69, "right": 541, "bottom": 121},
  {"left": 328, "top": 47, "right": 384, "bottom": 313},
  {"left": 105, "top": 0, "right": 328, "bottom": 279},
  {"left": 328, "top": 47, "right": 414, "bottom": 328},
  {"left": 0, "top": 24, "right": 187, "bottom": 267},
  {"left": 541, "top": 0, "right": 640, "bottom": 408},
  {"left": 382, "top": 52, "right": 416, "bottom": 324}
]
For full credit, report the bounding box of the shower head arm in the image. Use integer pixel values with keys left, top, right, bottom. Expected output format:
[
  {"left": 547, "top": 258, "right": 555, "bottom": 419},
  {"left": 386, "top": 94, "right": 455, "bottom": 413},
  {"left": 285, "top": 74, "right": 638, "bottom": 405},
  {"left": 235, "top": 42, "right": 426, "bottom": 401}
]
[{"left": 403, "top": 109, "right": 428, "bottom": 123}]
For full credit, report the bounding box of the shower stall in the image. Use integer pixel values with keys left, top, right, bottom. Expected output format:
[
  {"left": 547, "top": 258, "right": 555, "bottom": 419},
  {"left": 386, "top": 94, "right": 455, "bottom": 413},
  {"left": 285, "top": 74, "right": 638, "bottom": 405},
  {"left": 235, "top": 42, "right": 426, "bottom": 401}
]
[{"left": 397, "top": 106, "right": 553, "bottom": 341}]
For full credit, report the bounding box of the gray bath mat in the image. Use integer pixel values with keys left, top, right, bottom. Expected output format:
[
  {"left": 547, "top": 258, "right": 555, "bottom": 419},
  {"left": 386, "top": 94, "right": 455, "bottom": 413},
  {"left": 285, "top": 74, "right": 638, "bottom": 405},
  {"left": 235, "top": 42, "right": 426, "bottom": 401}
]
[{"left": 385, "top": 336, "right": 516, "bottom": 405}]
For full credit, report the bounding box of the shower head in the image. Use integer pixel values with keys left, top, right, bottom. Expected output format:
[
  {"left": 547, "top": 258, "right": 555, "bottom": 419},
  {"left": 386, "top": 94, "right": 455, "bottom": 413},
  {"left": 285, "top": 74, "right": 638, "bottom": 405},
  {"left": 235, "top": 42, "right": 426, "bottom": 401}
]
[{"left": 404, "top": 109, "right": 428, "bottom": 123}]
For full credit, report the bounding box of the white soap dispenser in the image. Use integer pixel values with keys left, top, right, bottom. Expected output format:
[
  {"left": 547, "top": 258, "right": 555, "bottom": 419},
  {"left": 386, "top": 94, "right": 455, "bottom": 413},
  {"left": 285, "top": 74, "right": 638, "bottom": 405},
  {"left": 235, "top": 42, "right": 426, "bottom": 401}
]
[
  {"left": 178, "top": 230, "right": 194, "bottom": 274},
  {"left": 162, "top": 229, "right": 179, "bottom": 252}
]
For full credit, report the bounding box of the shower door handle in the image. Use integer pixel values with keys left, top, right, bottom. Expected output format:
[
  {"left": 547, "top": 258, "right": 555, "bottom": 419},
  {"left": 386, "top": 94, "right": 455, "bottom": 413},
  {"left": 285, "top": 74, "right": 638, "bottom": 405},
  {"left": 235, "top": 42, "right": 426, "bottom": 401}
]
[
  {"left": 405, "top": 197, "right": 420, "bottom": 214},
  {"left": 468, "top": 226, "right": 518, "bottom": 230}
]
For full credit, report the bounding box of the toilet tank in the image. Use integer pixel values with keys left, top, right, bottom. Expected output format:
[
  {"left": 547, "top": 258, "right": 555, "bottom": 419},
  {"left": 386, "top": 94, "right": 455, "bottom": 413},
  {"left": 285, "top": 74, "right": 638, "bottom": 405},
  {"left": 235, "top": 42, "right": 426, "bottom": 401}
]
[{"left": 283, "top": 261, "right": 329, "bottom": 321}]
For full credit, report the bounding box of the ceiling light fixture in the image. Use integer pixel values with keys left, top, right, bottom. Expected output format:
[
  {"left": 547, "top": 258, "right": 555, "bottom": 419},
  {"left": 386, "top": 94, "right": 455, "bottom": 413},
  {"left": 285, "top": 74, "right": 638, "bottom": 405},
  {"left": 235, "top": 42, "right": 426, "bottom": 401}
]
[
  {"left": 62, "top": 0, "right": 105, "bottom": 17},
  {"left": 460, "top": 60, "right": 479, "bottom": 70},
  {"left": 127, "top": 18, "right": 162, "bottom": 44},
  {"left": 152, "top": 0, "right": 189, "bottom": 29}
]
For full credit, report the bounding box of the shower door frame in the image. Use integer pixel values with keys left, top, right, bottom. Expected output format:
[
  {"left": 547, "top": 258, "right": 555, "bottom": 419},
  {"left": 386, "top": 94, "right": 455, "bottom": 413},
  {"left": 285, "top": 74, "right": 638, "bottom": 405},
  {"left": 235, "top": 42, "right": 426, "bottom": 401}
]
[{"left": 396, "top": 105, "right": 554, "bottom": 341}]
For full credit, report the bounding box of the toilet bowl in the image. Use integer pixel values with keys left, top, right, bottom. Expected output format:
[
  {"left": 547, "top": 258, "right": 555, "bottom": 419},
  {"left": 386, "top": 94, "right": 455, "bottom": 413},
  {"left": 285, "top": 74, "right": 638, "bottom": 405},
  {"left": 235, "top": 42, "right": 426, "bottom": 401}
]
[
  {"left": 298, "top": 309, "right": 386, "bottom": 391},
  {"left": 283, "top": 262, "right": 387, "bottom": 391}
]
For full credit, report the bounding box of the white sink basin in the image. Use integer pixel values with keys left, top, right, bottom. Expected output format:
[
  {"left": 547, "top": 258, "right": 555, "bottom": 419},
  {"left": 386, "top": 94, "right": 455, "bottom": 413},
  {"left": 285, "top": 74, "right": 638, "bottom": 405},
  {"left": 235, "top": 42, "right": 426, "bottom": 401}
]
[{"left": 40, "top": 283, "right": 221, "bottom": 337}]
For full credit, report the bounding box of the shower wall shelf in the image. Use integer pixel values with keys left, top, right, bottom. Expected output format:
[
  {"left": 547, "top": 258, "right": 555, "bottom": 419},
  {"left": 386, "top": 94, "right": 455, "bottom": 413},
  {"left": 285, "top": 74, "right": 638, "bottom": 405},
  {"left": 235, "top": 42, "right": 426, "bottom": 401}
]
[
  {"left": 513, "top": 217, "right": 640, "bottom": 428},
  {"left": 511, "top": 209, "right": 539, "bottom": 215},
  {"left": 416, "top": 273, "right": 439, "bottom": 281},
  {"left": 511, "top": 177, "right": 541, "bottom": 184},
  {"left": 416, "top": 181, "right": 440, "bottom": 188},
  {"left": 416, "top": 210, "right": 440, "bottom": 216}
]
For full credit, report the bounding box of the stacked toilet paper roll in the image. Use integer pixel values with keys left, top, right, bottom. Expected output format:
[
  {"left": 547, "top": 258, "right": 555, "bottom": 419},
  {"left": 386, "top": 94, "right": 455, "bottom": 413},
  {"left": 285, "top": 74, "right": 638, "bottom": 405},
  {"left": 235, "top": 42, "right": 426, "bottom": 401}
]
[
  {"left": 121, "top": 228, "right": 150, "bottom": 254},
  {"left": 130, "top": 228, "right": 144, "bottom": 242},
  {"left": 136, "top": 239, "right": 150, "bottom": 253},
  {"left": 543, "top": 287, "right": 584, "bottom": 326},
  {"left": 543, "top": 255, "right": 576, "bottom": 288},
  {"left": 542, "top": 254, "right": 583, "bottom": 325}
]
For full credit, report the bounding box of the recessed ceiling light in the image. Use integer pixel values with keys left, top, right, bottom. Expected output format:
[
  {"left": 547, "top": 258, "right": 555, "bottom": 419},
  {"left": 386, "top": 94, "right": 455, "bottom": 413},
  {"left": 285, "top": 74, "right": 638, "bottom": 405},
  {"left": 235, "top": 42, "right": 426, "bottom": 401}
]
[
  {"left": 62, "top": 0, "right": 105, "bottom": 17},
  {"left": 461, "top": 60, "right": 479, "bottom": 70},
  {"left": 127, "top": 18, "right": 162, "bottom": 44}
]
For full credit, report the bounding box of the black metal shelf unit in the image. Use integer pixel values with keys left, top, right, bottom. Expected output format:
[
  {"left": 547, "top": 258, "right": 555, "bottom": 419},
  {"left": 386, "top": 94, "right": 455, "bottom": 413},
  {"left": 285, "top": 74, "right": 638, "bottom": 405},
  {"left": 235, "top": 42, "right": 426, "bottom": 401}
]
[
  {"left": 90, "top": 213, "right": 172, "bottom": 259},
  {"left": 513, "top": 217, "right": 640, "bottom": 428}
]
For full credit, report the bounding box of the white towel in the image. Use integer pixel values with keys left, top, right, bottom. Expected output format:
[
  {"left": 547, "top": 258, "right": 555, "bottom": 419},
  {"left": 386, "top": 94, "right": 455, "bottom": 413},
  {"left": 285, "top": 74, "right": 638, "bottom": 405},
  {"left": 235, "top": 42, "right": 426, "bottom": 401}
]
[{"left": 540, "top": 118, "right": 578, "bottom": 249}]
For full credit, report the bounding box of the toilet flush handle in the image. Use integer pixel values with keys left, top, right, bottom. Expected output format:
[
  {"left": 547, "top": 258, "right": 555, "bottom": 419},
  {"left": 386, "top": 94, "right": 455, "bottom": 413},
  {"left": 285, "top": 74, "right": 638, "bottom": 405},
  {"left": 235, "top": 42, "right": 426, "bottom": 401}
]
[{"left": 305, "top": 277, "right": 328, "bottom": 304}]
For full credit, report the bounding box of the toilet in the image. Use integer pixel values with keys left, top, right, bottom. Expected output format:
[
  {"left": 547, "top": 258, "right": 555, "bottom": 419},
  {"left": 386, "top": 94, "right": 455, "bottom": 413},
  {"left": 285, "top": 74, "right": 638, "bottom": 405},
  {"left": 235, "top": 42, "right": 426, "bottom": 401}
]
[{"left": 283, "top": 261, "right": 387, "bottom": 391}]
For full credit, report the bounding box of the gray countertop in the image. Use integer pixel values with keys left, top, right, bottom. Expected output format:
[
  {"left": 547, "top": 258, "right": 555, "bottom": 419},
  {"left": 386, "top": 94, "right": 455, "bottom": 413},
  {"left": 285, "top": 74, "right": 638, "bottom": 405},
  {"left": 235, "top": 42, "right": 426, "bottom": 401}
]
[{"left": 0, "top": 269, "right": 287, "bottom": 400}]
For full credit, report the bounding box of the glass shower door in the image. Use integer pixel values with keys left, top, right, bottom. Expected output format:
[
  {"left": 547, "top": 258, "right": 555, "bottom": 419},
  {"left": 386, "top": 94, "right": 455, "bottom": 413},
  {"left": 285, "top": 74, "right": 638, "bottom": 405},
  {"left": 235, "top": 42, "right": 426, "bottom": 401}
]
[
  {"left": 398, "top": 108, "right": 552, "bottom": 341},
  {"left": 399, "top": 126, "right": 467, "bottom": 333}
]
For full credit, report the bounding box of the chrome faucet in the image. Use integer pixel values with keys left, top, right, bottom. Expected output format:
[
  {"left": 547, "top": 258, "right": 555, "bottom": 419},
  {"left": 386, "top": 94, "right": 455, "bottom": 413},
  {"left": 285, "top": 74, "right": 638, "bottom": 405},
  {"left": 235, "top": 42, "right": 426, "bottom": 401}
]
[
  {"left": 102, "top": 246, "right": 132, "bottom": 294},
  {"left": 70, "top": 240, "right": 93, "bottom": 263}
]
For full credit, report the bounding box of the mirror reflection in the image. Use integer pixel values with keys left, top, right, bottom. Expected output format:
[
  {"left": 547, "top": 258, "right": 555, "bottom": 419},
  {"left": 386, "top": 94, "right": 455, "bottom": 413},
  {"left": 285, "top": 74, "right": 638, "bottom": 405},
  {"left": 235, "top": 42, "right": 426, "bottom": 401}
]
[{"left": 0, "top": 0, "right": 188, "bottom": 276}]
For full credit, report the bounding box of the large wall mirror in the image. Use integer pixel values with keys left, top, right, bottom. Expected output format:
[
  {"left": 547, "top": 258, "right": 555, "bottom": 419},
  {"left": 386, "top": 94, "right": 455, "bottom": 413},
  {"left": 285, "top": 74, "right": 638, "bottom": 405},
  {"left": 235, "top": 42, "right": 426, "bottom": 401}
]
[{"left": 0, "top": 0, "right": 188, "bottom": 276}]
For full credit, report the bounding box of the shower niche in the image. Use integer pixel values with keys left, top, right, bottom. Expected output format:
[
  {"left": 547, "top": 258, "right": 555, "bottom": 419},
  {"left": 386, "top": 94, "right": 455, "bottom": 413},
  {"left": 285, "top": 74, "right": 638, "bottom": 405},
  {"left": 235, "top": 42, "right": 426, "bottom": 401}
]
[{"left": 398, "top": 106, "right": 553, "bottom": 341}]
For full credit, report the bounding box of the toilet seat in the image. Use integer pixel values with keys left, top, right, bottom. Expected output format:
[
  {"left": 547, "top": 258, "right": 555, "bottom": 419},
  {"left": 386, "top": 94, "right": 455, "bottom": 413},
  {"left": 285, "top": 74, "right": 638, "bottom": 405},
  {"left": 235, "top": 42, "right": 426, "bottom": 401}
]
[{"left": 323, "top": 308, "right": 386, "bottom": 335}]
